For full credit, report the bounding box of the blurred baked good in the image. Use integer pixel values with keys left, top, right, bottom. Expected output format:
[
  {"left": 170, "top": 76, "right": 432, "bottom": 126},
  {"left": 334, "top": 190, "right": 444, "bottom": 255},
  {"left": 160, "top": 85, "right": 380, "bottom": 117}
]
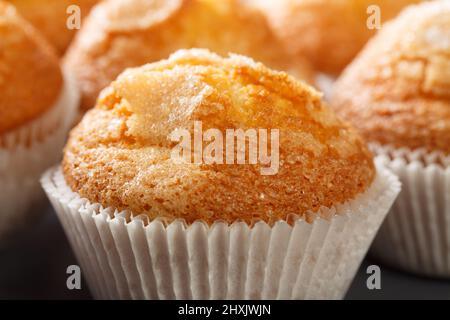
[
  {"left": 330, "top": 1, "right": 450, "bottom": 278},
  {"left": 331, "top": 0, "right": 450, "bottom": 153},
  {"left": 64, "top": 0, "right": 315, "bottom": 112},
  {"left": 249, "top": 0, "right": 421, "bottom": 75},
  {"left": 7, "top": 0, "right": 99, "bottom": 55},
  {"left": 0, "top": 1, "right": 78, "bottom": 243},
  {"left": 0, "top": 1, "right": 62, "bottom": 134}
]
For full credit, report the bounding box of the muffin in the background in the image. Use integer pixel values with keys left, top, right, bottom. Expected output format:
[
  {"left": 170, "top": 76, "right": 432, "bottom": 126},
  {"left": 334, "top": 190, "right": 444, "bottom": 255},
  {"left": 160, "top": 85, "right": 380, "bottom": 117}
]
[
  {"left": 64, "top": 0, "right": 315, "bottom": 114},
  {"left": 330, "top": 1, "right": 450, "bottom": 277},
  {"left": 0, "top": 1, "right": 78, "bottom": 244},
  {"left": 249, "top": 0, "right": 421, "bottom": 76},
  {"left": 7, "top": 0, "right": 100, "bottom": 55},
  {"left": 43, "top": 49, "right": 400, "bottom": 299}
]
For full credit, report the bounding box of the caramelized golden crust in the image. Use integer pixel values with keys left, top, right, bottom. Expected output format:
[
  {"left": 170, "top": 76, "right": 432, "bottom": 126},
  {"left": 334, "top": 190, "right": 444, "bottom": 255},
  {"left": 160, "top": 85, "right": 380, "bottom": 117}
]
[
  {"left": 64, "top": 0, "right": 314, "bottom": 112},
  {"left": 250, "top": 0, "right": 420, "bottom": 75},
  {"left": 331, "top": 1, "right": 450, "bottom": 154},
  {"left": 0, "top": 1, "right": 62, "bottom": 135},
  {"left": 7, "top": 0, "right": 99, "bottom": 55},
  {"left": 63, "top": 49, "right": 374, "bottom": 225}
]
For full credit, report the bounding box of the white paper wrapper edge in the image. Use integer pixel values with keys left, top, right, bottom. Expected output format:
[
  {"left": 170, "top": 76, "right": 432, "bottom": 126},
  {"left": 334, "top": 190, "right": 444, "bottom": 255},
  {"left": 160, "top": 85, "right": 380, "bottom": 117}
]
[
  {"left": 0, "top": 70, "right": 79, "bottom": 242},
  {"left": 372, "top": 144, "right": 450, "bottom": 278},
  {"left": 42, "top": 160, "right": 400, "bottom": 299}
]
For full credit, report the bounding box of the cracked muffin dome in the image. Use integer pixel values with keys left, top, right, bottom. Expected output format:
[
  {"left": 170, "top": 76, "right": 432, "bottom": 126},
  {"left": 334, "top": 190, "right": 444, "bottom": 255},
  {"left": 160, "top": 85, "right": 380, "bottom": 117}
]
[
  {"left": 64, "top": 0, "right": 314, "bottom": 113},
  {"left": 63, "top": 49, "right": 374, "bottom": 225},
  {"left": 7, "top": 0, "right": 100, "bottom": 55},
  {"left": 249, "top": 0, "right": 420, "bottom": 75},
  {"left": 0, "top": 1, "right": 62, "bottom": 135},
  {"left": 331, "top": 1, "right": 450, "bottom": 154}
]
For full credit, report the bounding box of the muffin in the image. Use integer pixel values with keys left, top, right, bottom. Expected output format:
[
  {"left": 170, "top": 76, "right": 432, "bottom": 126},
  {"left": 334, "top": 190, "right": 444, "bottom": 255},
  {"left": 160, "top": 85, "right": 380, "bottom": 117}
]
[
  {"left": 64, "top": 0, "right": 314, "bottom": 114},
  {"left": 0, "top": 1, "right": 78, "bottom": 243},
  {"left": 7, "top": 0, "right": 100, "bottom": 55},
  {"left": 330, "top": 1, "right": 450, "bottom": 277},
  {"left": 248, "top": 0, "right": 420, "bottom": 75},
  {"left": 43, "top": 49, "right": 400, "bottom": 299}
]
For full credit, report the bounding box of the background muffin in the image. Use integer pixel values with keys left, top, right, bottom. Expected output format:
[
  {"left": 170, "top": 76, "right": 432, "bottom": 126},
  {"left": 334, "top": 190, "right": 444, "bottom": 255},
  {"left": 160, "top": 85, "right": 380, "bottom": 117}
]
[
  {"left": 7, "top": 0, "right": 100, "bottom": 55},
  {"left": 0, "top": 1, "right": 78, "bottom": 243},
  {"left": 249, "top": 0, "right": 421, "bottom": 75},
  {"left": 331, "top": 0, "right": 450, "bottom": 154},
  {"left": 330, "top": 1, "right": 450, "bottom": 277},
  {"left": 44, "top": 49, "right": 400, "bottom": 299},
  {"left": 0, "top": 1, "right": 62, "bottom": 135},
  {"left": 64, "top": 0, "right": 314, "bottom": 113}
]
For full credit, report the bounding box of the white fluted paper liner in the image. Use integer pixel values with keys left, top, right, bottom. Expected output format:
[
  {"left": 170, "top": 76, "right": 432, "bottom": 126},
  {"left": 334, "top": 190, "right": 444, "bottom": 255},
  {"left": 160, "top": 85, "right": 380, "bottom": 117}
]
[
  {"left": 371, "top": 144, "right": 450, "bottom": 278},
  {"left": 0, "top": 71, "right": 78, "bottom": 243},
  {"left": 42, "top": 160, "right": 400, "bottom": 300}
]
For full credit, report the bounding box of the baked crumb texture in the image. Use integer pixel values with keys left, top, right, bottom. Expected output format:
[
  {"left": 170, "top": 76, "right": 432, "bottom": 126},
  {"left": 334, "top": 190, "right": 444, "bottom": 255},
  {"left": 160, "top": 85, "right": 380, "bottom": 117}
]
[
  {"left": 63, "top": 0, "right": 314, "bottom": 112},
  {"left": 0, "top": 1, "right": 62, "bottom": 135},
  {"left": 7, "top": 0, "right": 99, "bottom": 55},
  {"left": 331, "top": 1, "right": 450, "bottom": 154},
  {"left": 63, "top": 49, "right": 374, "bottom": 225},
  {"left": 249, "top": 0, "right": 420, "bottom": 75}
]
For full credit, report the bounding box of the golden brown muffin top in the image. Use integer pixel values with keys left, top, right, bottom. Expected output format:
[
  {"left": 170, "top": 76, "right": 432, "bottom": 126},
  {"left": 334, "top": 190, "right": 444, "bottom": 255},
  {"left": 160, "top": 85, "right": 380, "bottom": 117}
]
[
  {"left": 249, "top": 0, "right": 420, "bottom": 75},
  {"left": 63, "top": 49, "right": 374, "bottom": 225},
  {"left": 64, "top": 0, "right": 314, "bottom": 112},
  {"left": 331, "top": 1, "right": 450, "bottom": 154},
  {"left": 0, "top": 1, "right": 62, "bottom": 135},
  {"left": 7, "top": 0, "right": 100, "bottom": 55}
]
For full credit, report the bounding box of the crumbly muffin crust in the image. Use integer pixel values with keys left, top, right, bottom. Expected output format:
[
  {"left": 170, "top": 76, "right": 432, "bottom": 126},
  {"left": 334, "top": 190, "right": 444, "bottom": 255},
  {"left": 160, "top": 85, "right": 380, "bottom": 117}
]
[
  {"left": 249, "top": 0, "right": 420, "bottom": 75},
  {"left": 331, "top": 1, "right": 450, "bottom": 154},
  {"left": 0, "top": 1, "right": 62, "bottom": 135},
  {"left": 64, "top": 0, "right": 314, "bottom": 112},
  {"left": 63, "top": 49, "right": 374, "bottom": 225},
  {"left": 7, "top": 0, "right": 99, "bottom": 55}
]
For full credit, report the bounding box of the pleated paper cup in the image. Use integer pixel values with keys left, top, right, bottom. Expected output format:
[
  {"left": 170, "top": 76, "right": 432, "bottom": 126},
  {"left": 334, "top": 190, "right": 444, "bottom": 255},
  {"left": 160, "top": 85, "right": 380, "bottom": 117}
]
[
  {"left": 42, "top": 160, "right": 400, "bottom": 300},
  {"left": 0, "top": 71, "right": 78, "bottom": 244},
  {"left": 371, "top": 144, "right": 450, "bottom": 278}
]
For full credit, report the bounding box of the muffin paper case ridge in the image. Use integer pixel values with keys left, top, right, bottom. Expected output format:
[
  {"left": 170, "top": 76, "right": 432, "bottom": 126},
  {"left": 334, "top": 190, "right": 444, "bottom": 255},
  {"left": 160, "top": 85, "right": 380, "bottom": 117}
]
[
  {"left": 42, "top": 160, "right": 400, "bottom": 300},
  {"left": 0, "top": 70, "right": 79, "bottom": 243},
  {"left": 371, "top": 144, "right": 450, "bottom": 278}
]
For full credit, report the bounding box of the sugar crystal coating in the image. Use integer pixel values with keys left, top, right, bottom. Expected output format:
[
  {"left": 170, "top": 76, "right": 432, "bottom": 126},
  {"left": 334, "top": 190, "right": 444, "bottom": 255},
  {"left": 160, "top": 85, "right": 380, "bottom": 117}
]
[{"left": 63, "top": 49, "right": 375, "bottom": 225}]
